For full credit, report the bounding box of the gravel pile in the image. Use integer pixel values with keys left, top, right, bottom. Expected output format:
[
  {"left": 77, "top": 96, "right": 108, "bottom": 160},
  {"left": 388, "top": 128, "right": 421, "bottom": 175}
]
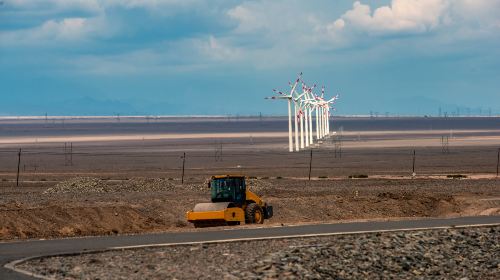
[
  {"left": 43, "top": 177, "right": 106, "bottom": 194},
  {"left": 18, "top": 226, "right": 499, "bottom": 279},
  {"left": 247, "top": 179, "right": 273, "bottom": 195},
  {"left": 43, "top": 177, "right": 207, "bottom": 195}
]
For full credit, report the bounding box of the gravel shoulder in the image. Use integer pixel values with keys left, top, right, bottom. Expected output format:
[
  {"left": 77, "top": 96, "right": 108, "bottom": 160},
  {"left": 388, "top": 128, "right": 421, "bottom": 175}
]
[{"left": 18, "top": 226, "right": 500, "bottom": 279}]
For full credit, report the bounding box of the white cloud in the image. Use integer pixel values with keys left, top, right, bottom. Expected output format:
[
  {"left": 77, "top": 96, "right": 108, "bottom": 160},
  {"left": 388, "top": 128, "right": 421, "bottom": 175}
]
[
  {"left": 0, "top": 16, "right": 109, "bottom": 45},
  {"left": 325, "top": 0, "right": 500, "bottom": 38},
  {"left": 5, "top": 0, "right": 102, "bottom": 13},
  {"left": 39, "top": 18, "right": 87, "bottom": 40},
  {"left": 202, "top": 35, "right": 241, "bottom": 61},
  {"left": 227, "top": 1, "right": 322, "bottom": 36},
  {"left": 4, "top": 0, "right": 199, "bottom": 13},
  {"left": 451, "top": 0, "right": 500, "bottom": 28},
  {"left": 109, "top": 0, "right": 198, "bottom": 9},
  {"left": 3, "top": 0, "right": 499, "bottom": 74},
  {"left": 339, "top": 0, "right": 449, "bottom": 34}
]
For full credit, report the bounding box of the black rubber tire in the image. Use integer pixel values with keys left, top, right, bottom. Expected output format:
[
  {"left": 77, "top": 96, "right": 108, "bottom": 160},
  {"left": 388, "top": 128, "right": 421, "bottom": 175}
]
[
  {"left": 245, "top": 203, "right": 264, "bottom": 224},
  {"left": 193, "top": 222, "right": 204, "bottom": 228}
]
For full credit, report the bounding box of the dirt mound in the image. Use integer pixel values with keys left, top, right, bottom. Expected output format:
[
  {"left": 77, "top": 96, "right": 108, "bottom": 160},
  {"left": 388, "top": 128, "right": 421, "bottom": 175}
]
[
  {"left": 43, "top": 177, "right": 207, "bottom": 195},
  {"left": 123, "top": 178, "right": 206, "bottom": 193},
  {"left": 43, "top": 177, "right": 106, "bottom": 194},
  {"left": 247, "top": 179, "right": 273, "bottom": 195}
]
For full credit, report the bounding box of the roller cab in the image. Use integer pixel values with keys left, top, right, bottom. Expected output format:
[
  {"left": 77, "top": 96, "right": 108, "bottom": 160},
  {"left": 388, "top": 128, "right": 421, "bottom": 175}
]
[{"left": 186, "top": 175, "right": 273, "bottom": 227}]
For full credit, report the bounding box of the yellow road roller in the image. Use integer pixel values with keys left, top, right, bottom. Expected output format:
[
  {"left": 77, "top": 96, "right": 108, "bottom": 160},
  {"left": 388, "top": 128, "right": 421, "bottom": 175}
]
[{"left": 186, "top": 175, "right": 273, "bottom": 227}]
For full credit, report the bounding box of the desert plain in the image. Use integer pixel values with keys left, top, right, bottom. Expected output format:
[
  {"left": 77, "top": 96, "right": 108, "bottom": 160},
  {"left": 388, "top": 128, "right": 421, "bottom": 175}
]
[{"left": 1, "top": 116, "right": 499, "bottom": 241}]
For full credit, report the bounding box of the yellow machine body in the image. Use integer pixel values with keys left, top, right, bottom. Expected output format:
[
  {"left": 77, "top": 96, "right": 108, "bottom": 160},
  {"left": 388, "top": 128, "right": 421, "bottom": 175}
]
[
  {"left": 186, "top": 175, "right": 273, "bottom": 227},
  {"left": 186, "top": 205, "right": 245, "bottom": 223}
]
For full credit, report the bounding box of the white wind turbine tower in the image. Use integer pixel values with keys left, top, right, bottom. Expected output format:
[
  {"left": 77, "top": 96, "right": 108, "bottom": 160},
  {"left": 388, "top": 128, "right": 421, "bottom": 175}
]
[
  {"left": 299, "top": 83, "right": 310, "bottom": 147},
  {"left": 266, "top": 73, "right": 302, "bottom": 152},
  {"left": 307, "top": 84, "right": 317, "bottom": 144},
  {"left": 298, "top": 105, "right": 305, "bottom": 149},
  {"left": 311, "top": 86, "right": 328, "bottom": 140},
  {"left": 292, "top": 81, "right": 306, "bottom": 151},
  {"left": 294, "top": 89, "right": 308, "bottom": 149},
  {"left": 325, "top": 94, "right": 339, "bottom": 136},
  {"left": 302, "top": 82, "right": 318, "bottom": 145},
  {"left": 316, "top": 89, "right": 339, "bottom": 138},
  {"left": 315, "top": 97, "right": 320, "bottom": 140},
  {"left": 304, "top": 106, "right": 309, "bottom": 147}
]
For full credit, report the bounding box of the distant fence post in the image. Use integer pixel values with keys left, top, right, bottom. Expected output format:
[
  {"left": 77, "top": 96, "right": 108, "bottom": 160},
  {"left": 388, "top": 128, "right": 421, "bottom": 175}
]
[
  {"left": 181, "top": 152, "right": 186, "bottom": 184},
  {"left": 412, "top": 150, "right": 416, "bottom": 177},
  {"left": 497, "top": 148, "right": 499, "bottom": 177},
  {"left": 16, "top": 148, "right": 21, "bottom": 186},
  {"left": 70, "top": 142, "right": 73, "bottom": 166}
]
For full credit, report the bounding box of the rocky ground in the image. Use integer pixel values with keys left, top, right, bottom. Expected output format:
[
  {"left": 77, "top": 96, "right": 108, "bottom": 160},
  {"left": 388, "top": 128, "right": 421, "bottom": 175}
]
[
  {"left": 18, "top": 226, "right": 500, "bottom": 279},
  {"left": 1, "top": 176, "right": 499, "bottom": 240}
]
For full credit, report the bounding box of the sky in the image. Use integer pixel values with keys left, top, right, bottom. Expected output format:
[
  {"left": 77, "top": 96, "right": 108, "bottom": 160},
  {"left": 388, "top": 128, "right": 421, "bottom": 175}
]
[{"left": 1, "top": 0, "right": 499, "bottom": 116}]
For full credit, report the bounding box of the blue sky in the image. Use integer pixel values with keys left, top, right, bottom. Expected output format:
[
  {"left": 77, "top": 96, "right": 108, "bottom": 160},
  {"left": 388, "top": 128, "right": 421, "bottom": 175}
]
[{"left": 1, "top": 0, "right": 499, "bottom": 116}]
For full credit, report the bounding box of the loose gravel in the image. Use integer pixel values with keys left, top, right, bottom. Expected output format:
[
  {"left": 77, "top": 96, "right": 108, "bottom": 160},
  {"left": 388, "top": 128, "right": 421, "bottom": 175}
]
[
  {"left": 43, "top": 177, "right": 207, "bottom": 194},
  {"left": 19, "top": 226, "right": 499, "bottom": 279},
  {"left": 42, "top": 177, "right": 273, "bottom": 195}
]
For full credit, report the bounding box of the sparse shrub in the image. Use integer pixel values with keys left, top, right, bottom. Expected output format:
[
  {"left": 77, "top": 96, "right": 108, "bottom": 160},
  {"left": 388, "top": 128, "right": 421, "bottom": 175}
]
[
  {"left": 447, "top": 174, "right": 467, "bottom": 179},
  {"left": 40, "top": 178, "right": 47, "bottom": 181},
  {"left": 248, "top": 176, "right": 257, "bottom": 179},
  {"left": 1, "top": 178, "right": 7, "bottom": 182},
  {"left": 261, "top": 176, "right": 269, "bottom": 179},
  {"left": 349, "top": 174, "right": 369, "bottom": 179},
  {"left": 318, "top": 176, "right": 328, "bottom": 179},
  {"left": 276, "top": 176, "right": 283, "bottom": 179},
  {"left": 168, "top": 178, "right": 174, "bottom": 180}
]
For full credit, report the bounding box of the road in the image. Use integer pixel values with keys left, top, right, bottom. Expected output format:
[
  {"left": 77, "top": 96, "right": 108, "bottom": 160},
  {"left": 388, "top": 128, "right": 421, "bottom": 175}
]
[{"left": 1, "top": 216, "right": 499, "bottom": 279}]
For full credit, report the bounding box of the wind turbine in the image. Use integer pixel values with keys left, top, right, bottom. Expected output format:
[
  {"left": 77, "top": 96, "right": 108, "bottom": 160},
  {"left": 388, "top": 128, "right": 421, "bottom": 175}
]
[
  {"left": 298, "top": 84, "right": 309, "bottom": 148},
  {"left": 302, "top": 82, "right": 318, "bottom": 146},
  {"left": 268, "top": 72, "right": 340, "bottom": 151},
  {"left": 266, "top": 73, "right": 302, "bottom": 152},
  {"left": 306, "top": 84, "right": 317, "bottom": 145},
  {"left": 315, "top": 89, "right": 339, "bottom": 138},
  {"left": 325, "top": 94, "right": 339, "bottom": 136}
]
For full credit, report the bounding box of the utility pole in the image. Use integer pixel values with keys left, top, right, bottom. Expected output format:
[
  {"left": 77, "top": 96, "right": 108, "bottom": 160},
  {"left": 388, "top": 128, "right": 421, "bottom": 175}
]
[
  {"left": 412, "top": 150, "right": 416, "bottom": 177},
  {"left": 16, "top": 148, "right": 21, "bottom": 186},
  {"left": 308, "top": 149, "right": 313, "bottom": 181},
  {"left": 497, "top": 148, "right": 499, "bottom": 177},
  {"left": 181, "top": 152, "right": 186, "bottom": 184},
  {"left": 64, "top": 142, "right": 68, "bottom": 166}
]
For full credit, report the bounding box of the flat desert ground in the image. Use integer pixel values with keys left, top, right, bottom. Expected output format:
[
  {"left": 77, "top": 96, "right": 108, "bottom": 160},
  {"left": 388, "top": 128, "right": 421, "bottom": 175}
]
[{"left": 1, "top": 116, "right": 499, "bottom": 240}]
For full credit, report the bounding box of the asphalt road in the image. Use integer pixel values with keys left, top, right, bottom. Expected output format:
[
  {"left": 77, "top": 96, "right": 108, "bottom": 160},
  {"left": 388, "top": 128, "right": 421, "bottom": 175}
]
[{"left": 1, "top": 216, "right": 499, "bottom": 279}]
